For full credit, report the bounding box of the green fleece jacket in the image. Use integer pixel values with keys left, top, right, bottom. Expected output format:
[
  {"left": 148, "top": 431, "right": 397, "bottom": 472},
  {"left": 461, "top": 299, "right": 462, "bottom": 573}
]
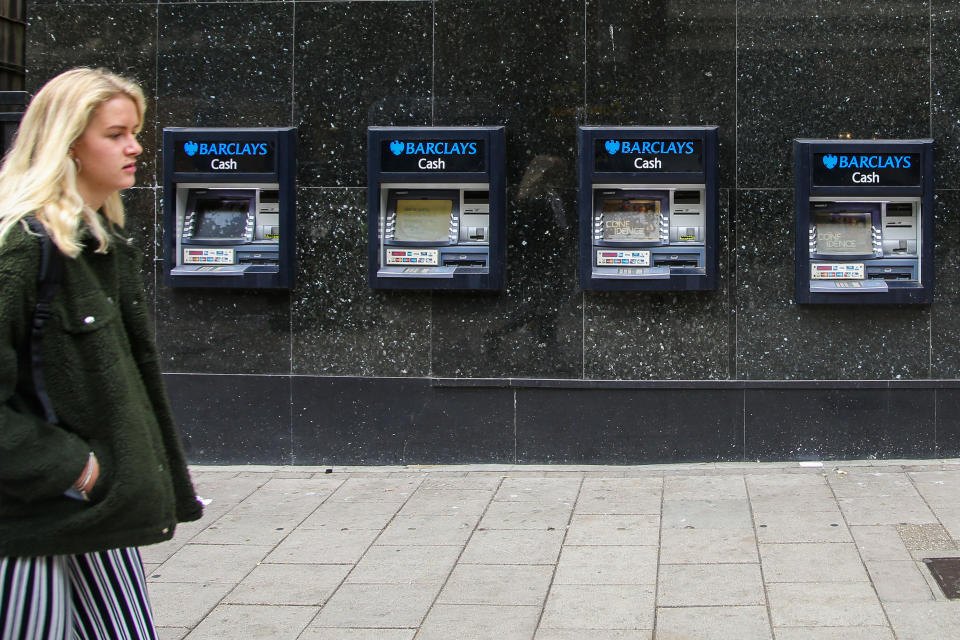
[{"left": 0, "top": 220, "right": 202, "bottom": 558}]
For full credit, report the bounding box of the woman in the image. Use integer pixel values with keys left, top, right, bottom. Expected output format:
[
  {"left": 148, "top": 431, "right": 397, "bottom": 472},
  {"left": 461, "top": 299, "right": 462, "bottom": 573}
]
[{"left": 0, "top": 68, "right": 202, "bottom": 639}]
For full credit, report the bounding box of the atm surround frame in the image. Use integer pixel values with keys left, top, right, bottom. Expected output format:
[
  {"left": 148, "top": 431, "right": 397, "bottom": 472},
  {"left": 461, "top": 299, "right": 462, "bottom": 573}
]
[
  {"left": 794, "top": 138, "right": 934, "bottom": 305},
  {"left": 578, "top": 125, "right": 720, "bottom": 292},
  {"left": 163, "top": 127, "right": 296, "bottom": 289},
  {"left": 368, "top": 126, "right": 506, "bottom": 291}
]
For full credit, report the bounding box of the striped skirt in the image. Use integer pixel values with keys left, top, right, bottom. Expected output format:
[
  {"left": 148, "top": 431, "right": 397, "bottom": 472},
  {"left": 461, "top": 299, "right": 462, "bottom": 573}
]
[{"left": 0, "top": 547, "right": 156, "bottom": 640}]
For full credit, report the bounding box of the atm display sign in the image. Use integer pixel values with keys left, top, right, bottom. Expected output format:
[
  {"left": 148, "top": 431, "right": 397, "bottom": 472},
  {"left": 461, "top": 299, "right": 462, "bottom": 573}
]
[
  {"left": 174, "top": 140, "right": 276, "bottom": 173},
  {"left": 812, "top": 152, "right": 923, "bottom": 187},
  {"left": 380, "top": 139, "right": 487, "bottom": 172},
  {"left": 594, "top": 139, "right": 703, "bottom": 173}
]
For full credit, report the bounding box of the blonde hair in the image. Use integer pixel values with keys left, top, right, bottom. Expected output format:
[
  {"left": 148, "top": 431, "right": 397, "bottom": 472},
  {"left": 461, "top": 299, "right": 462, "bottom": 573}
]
[{"left": 0, "top": 67, "right": 146, "bottom": 257}]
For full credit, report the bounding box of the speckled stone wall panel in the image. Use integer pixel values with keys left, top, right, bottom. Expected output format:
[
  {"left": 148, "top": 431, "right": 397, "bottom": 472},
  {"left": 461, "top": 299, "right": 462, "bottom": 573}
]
[
  {"left": 291, "top": 188, "right": 431, "bottom": 377},
  {"left": 932, "top": 190, "right": 960, "bottom": 378},
  {"left": 26, "top": 3, "right": 159, "bottom": 185},
  {"left": 745, "top": 387, "right": 936, "bottom": 461},
  {"left": 935, "top": 388, "right": 960, "bottom": 458},
  {"left": 932, "top": 5, "right": 960, "bottom": 186},
  {"left": 737, "top": 1, "right": 931, "bottom": 188},
  {"left": 158, "top": 3, "right": 293, "bottom": 129},
  {"left": 516, "top": 387, "right": 743, "bottom": 463},
  {"left": 584, "top": 189, "right": 732, "bottom": 380},
  {"left": 430, "top": 190, "right": 582, "bottom": 379},
  {"left": 434, "top": 0, "right": 584, "bottom": 191},
  {"left": 735, "top": 189, "right": 931, "bottom": 380},
  {"left": 294, "top": 2, "right": 432, "bottom": 188},
  {"left": 155, "top": 286, "right": 291, "bottom": 375},
  {"left": 585, "top": 0, "right": 737, "bottom": 186},
  {"left": 120, "top": 187, "right": 157, "bottom": 309},
  {"left": 166, "top": 374, "right": 292, "bottom": 465},
  {"left": 291, "top": 377, "right": 515, "bottom": 465}
]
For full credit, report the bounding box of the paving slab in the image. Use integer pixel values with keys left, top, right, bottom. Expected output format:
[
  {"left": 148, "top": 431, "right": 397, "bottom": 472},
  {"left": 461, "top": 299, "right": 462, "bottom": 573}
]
[
  {"left": 183, "top": 603, "right": 318, "bottom": 640},
  {"left": 657, "top": 563, "right": 765, "bottom": 606},
  {"left": 479, "top": 500, "right": 573, "bottom": 530},
  {"left": 554, "top": 545, "right": 658, "bottom": 585},
  {"left": 459, "top": 529, "right": 564, "bottom": 564},
  {"left": 753, "top": 510, "right": 851, "bottom": 544},
  {"left": 436, "top": 564, "right": 554, "bottom": 606},
  {"left": 766, "top": 582, "right": 887, "bottom": 627},
  {"left": 265, "top": 528, "right": 380, "bottom": 565},
  {"left": 416, "top": 604, "right": 541, "bottom": 640},
  {"left": 760, "top": 543, "right": 869, "bottom": 583},
  {"left": 345, "top": 545, "right": 461, "bottom": 584},
  {"left": 564, "top": 514, "right": 660, "bottom": 546},
  {"left": 661, "top": 499, "right": 753, "bottom": 530},
  {"left": 309, "top": 583, "right": 439, "bottom": 629},
  {"left": 659, "top": 527, "right": 758, "bottom": 564},
  {"left": 654, "top": 605, "right": 771, "bottom": 640},
  {"left": 539, "top": 584, "right": 655, "bottom": 630},
  {"left": 375, "top": 514, "right": 478, "bottom": 546},
  {"left": 772, "top": 627, "right": 894, "bottom": 639},
  {"left": 222, "top": 563, "right": 351, "bottom": 605}
]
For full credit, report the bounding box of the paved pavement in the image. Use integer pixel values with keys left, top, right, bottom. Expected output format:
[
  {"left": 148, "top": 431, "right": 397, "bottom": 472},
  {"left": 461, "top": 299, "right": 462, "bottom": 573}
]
[{"left": 144, "top": 460, "right": 960, "bottom": 639}]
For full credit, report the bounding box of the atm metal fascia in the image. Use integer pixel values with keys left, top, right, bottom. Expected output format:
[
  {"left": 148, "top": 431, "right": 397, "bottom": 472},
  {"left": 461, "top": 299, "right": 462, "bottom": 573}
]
[
  {"left": 162, "top": 127, "right": 296, "bottom": 289},
  {"left": 367, "top": 126, "right": 507, "bottom": 291},
  {"left": 577, "top": 125, "right": 720, "bottom": 292},
  {"left": 793, "top": 138, "right": 934, "bottom": 305}
]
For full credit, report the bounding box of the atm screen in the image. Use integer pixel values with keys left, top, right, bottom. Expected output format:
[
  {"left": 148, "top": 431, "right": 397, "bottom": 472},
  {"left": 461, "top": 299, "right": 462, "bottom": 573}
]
[
  {"left": 192, "top": 199, "right": 250, "bottom": 240},
  {"left": 814, "top": 211, "right": 872, "bottom": 256},
  {"left": 601, "top": 198, "right": 661, "bottom": 242},
  {"left": 394, "top": 199, "right": 452, "bottom": 242}
]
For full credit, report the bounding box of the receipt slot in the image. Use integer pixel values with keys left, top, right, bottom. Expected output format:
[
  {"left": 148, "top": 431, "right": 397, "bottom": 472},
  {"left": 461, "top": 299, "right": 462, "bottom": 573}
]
[
  {"left": 578, "top": 126, "right": 719, "bottom": 291},
  {"left": 368, "top": 126, "right": 506, "bottom": 290},
  {"left": 794, "top": 139, "right": 933, "bottom": 304},
  {"left": 163, "top": 127, "right": 296, "bottom": 289}
]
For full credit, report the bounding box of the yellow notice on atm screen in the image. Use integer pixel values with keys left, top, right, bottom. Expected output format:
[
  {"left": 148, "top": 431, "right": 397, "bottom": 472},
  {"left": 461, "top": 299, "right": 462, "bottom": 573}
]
[{"left": 397, "top": 199, "right": 452, "bottom": 215}]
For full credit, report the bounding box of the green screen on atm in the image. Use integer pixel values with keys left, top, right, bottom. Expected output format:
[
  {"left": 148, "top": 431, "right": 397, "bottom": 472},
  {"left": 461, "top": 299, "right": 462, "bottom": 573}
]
[
  {"left": 193, "top": 199, "right": 249, "bottom": 240},
  {"left": 814, "top": 211, "right": 871, "bottom": 255},
  {"left": 601, "top": 198, "right": 661, "bottom": 242},
  {"left": 394, "top": 199, "right": 452, "bottom": 242}
]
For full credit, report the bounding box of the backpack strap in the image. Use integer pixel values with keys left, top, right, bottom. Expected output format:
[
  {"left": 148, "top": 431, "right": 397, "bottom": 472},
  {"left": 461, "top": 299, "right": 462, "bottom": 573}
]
[{"left": 24, "top": 217, "right": 63, "bottom": 425}]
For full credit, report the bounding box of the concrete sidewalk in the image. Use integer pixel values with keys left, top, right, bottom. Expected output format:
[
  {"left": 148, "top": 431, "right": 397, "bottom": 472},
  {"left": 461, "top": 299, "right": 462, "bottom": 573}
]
[{"left": 144, "top": 460, "right": 960, "bottom": 639}]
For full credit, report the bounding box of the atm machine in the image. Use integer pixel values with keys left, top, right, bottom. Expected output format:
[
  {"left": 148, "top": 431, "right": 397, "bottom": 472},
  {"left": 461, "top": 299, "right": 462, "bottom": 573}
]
[
  {"left": 163, "top": 127, "right": 296, "bottom": 289},
  {"left": 794, "top": 139, "right": 933, "bottom": 304},
  {"left": 367, "top": 126, "right": 506, "bottom": 290},
  {"left": 578, "top": 126, "right": 719, "bottom": 291}
]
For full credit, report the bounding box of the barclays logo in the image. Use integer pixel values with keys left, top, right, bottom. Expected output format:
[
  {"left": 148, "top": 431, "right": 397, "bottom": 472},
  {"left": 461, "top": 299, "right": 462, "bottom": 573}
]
[
  {"left": 182, "top": 141, "right": 269, "bottom": 157},
  {"left": 604, "top": 140, "right": 695, "bottom": 155},
  {"left": 389, "top": 140, "right": 479, "bottom": 156},
  {"left": 822, "top": 153, "right": 912, "bottom": 170}
]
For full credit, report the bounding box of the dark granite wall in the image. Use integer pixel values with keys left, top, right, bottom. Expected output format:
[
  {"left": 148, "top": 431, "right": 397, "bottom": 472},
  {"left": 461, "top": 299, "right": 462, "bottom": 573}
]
[{"left": 24, "top": 1, "right": 960, "bottom": 463}]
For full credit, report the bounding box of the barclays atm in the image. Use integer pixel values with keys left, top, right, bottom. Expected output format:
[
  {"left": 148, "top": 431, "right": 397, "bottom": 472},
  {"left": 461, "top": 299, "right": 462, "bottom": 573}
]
[
  {"left": 368, "top": 126, "right": 506, "bottom": 290},
  {"left": 794, "top": 139, "right": 933, "bottom": 304},
  {"left": 578, "top": 126, "right": 719, "bottom": 291},
  {"left": 163, "top": 127, "right": 296, "bottom": 289}
]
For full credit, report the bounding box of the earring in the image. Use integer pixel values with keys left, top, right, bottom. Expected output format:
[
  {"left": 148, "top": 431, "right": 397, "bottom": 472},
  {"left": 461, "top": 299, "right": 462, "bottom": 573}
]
[{"left": 71, "top": 156, "right": 82, "bottom": 174}]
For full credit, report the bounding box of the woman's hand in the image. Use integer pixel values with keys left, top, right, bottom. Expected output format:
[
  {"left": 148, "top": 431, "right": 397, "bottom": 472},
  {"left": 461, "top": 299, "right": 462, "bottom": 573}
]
[{"left": 73, "top": 452, "right": 100, "bottom": 496}]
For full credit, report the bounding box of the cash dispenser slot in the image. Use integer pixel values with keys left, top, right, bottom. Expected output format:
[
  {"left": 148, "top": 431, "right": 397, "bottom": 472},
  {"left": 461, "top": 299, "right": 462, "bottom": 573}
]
[{"left": 653, "top": 253, "right": 702, "bottom": 268}]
